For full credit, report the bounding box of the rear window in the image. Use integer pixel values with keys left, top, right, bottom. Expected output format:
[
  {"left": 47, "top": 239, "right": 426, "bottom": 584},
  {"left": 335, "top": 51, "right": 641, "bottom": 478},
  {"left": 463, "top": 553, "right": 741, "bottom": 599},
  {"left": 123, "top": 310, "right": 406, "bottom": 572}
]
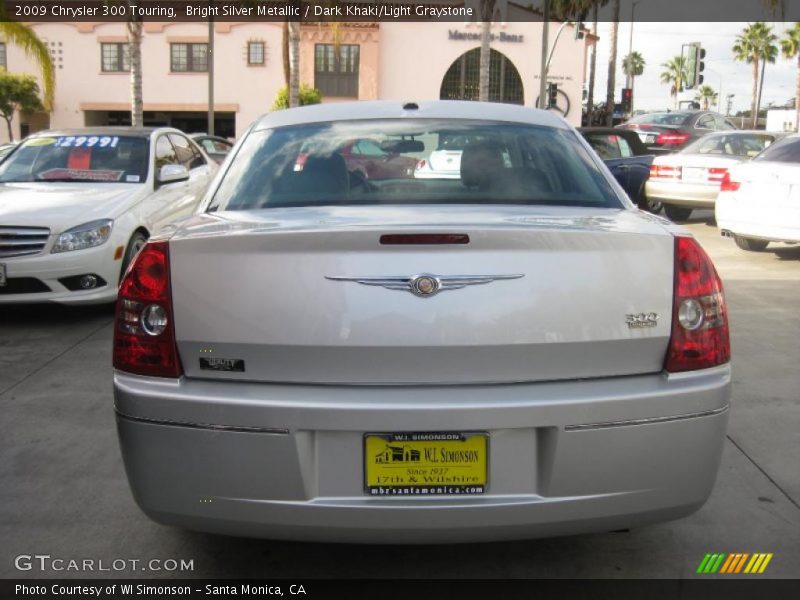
[
  {"left": 682, "top": 134, "right": 776, "bottom": 157},
  {"left": 209, "top": 119, "right": 622, "bottom": 211},
  {"left": 627, "top": 112, "right": 692, "bottom": 127},
  {"left": 0, "top": 135, "right": 149, "bottom": 183},
  {"left": 753, "top": 136, "right": 800, "bottom": 163}
]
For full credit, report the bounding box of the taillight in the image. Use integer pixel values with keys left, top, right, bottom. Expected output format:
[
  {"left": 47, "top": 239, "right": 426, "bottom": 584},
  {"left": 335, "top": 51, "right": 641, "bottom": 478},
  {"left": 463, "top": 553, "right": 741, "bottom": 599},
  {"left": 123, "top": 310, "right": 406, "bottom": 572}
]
[
  {"left": 650, "top": 164, "right": 682, "bottom": 179},
  {"left": 113, "top": 240, "right": 182, "bottom": 378},
  {"left": 720, "top": 171, "right": 741, "bottom": 192},
  {"left": 707, "top": 168, "right": 728, "bottom": 183},
  {"left": 656, "top": 132, "right": 690, "bottom": 146},
  {"left": 664, "top": 236, "right": 730, "bottom": 373}
]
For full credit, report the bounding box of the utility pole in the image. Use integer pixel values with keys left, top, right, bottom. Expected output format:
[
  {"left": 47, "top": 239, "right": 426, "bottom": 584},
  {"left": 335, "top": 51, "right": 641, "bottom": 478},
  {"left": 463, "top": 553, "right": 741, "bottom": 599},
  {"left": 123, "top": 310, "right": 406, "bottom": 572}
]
[
  {"left": 207, "top": 1, "right": 215, "bottom": 136},
  {"left": 627, "top": 1, "right": 638, "bottom": 89},
  {"left": 538, "top": 0, "right": 549, "bottom": 109}
]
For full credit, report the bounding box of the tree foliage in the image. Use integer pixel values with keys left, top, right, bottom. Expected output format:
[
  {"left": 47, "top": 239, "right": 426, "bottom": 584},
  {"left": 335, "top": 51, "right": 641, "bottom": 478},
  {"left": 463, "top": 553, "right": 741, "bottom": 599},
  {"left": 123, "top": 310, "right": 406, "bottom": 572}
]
[
  {"left": 271, "top": 85, "right": 322, "bottom": 111},
  {"left": 780, "top": 22, "right": 800, "bottom": 132},
  {"left": 0, "top": 21, "right": 55, "bottom": 110},
  {"left": 734, "top": 22, "right": 778, "bottom": 127},
  {"left": 0, "top": 71, "right": 44, "bottom": 140},
  {"left": 694, "top": 85, "right": 718, "bottom": 110}
]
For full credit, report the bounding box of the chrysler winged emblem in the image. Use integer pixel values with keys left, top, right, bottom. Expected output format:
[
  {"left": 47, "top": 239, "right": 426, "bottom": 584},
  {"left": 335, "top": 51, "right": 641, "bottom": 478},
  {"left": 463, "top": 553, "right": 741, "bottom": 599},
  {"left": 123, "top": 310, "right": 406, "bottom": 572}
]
[{"left": 325, "top": 273, "right": 524, "bottom": 298}]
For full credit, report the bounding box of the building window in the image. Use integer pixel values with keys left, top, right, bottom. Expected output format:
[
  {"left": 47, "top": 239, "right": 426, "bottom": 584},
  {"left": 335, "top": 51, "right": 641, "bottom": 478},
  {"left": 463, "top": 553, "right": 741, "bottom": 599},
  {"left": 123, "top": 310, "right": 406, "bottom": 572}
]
[
  {"left": 171, "top": 43, "right": 208, "bottom": 72},
  {"left": 101, "top": 43, "right": 129, "bottom": 72},
  {"left": 440, "top": 48, "right": 524, "bottom": 105},
  {"left": 248, "top": 41, "right": 265, "bottom": 65},
  {"left": 314, "top": 44, "right": 359, "bottom": 97}
]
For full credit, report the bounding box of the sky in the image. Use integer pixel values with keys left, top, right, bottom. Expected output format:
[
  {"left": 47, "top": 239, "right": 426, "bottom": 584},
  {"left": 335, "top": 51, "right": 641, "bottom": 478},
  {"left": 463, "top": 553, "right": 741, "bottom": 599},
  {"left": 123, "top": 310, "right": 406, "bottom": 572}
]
[{"left": 590, "top": 20, "right": 797, "bottom": 115}]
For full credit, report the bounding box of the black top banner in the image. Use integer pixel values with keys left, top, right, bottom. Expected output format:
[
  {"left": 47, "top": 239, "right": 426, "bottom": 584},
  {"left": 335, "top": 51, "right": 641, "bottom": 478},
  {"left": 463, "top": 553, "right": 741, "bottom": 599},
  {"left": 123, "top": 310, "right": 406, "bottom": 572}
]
[{"left": 3, "top": 0, "right": 800, "bottom": 23}]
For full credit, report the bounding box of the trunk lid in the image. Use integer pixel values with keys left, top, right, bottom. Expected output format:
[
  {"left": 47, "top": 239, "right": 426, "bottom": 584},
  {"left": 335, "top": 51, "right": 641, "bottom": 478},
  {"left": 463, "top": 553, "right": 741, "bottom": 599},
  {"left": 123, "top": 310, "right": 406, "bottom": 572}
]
[{"left": 168, "top": 206, "right": 676, "bottom": 385}]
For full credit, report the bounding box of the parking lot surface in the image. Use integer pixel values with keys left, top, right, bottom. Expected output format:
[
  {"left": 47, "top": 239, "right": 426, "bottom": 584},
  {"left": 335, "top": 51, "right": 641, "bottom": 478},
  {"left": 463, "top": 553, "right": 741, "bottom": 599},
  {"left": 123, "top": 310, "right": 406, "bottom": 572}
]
[{"left": 2, "top": 211, "right": 798, "bottom": 579}]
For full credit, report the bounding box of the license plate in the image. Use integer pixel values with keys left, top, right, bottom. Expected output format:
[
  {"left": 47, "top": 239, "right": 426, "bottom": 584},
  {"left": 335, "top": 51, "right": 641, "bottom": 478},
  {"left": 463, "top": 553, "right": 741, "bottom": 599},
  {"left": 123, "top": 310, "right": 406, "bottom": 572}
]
[
  {"left": 638, "top": 134, "right": 655, "bottom": 143},
  {"left": 0, "top": 263, "right": 6, "bottom": 287},
  {"left": 364, "top": 432, "right": 488, "bottom": 496},
  {"left": 682, "top": 167, "right": 706, "bottom": 181}
]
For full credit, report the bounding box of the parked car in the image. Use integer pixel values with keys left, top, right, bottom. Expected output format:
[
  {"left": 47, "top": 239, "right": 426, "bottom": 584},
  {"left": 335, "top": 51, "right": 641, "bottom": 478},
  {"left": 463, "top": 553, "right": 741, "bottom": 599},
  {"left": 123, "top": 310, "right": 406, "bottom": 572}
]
[
  {"left": 295, "top": 137, "right": 418, "bottom": 180},
  {"left": 716, "top": 133, "right": 800, "bottom": 251},
  {"left": 414, "top": 132, "right": 475, "bottom": 179},
  {"left": 189, "top": 133, "right": 233, "bottom": 164},
  {"left": 578, "top": 127, "right": 657, "bottom": 212},
  {"left": 646, "top": 131, "right": 785, "bottom": 222},
  {"left": 114, "top": 101, "right": 730, "bottom": 543},
  {"left": 618, "top": 111, "right": 737, "bottom": 155},
  {"left": 0, "top": 127, "right": 216, "bottom": 304},
  {"left": 338, "top": 138, "right": 419, "bottom": 179}
]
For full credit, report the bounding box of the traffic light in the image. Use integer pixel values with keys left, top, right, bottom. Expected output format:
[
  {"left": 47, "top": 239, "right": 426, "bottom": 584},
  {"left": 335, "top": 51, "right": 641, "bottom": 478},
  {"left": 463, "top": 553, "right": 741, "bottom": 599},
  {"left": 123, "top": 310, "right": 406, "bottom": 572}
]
[
  {"left": 695, "top": 46, "right": 706, "bottom": 86},
  {"left": 547, "top": 83, "right": 558, "bottom": 109},
  {"left": 684, "top": 42, "right": 706, "bottom": 89},
  {"left": 621, "top": 88, "right": 633, "bottom": 113}
]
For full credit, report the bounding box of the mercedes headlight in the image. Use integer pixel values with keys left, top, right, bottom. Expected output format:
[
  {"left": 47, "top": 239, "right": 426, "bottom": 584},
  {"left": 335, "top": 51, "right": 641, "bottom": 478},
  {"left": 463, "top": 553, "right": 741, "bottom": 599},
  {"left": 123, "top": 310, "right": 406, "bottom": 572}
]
[{"left": 51, "top": 220, "right": 113, "bottom": 253}]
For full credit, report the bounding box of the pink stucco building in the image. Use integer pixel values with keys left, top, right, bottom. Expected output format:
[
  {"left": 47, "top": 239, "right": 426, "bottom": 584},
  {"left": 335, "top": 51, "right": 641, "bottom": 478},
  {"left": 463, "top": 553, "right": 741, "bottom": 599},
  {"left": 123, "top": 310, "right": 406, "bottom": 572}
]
[{"left": 2, "top": 8, "right": 594, "bottom": 142}]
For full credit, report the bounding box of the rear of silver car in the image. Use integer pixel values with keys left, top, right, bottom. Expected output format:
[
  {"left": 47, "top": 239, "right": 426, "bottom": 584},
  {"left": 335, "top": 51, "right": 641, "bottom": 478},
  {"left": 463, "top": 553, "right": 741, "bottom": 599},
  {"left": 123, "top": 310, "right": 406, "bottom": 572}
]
[{"left": 113, "top": 103, "right": 730, "bottom": 542}]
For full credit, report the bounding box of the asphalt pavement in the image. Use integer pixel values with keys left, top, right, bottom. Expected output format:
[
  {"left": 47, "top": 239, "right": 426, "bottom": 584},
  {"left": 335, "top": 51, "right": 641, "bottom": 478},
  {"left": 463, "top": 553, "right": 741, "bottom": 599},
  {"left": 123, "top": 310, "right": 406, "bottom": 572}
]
[{"left": 1, "top": 211, "right": 798, "bottom": 579}]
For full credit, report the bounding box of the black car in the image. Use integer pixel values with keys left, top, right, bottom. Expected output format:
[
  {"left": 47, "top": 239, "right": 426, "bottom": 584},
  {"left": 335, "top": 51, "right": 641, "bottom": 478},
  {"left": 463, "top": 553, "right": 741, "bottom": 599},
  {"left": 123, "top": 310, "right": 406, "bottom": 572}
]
[
  {"left": 579, "top": 127, "right": 659, "bottom": 213},
  {"left": 617, "top": 111, "right": 737, "bottom": 155}
]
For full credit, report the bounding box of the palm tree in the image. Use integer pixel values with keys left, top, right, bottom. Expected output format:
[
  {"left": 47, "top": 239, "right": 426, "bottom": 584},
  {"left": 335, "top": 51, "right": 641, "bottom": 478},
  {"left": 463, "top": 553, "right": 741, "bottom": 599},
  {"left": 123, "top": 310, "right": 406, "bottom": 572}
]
[
  {"left": 733, "top": 22, "right": 778, "bottom": 128},
  {"left": 125, "top": 7, "right": 144, "bottom": 127},
  {"left": 780, "top": 22, "right": 800, "bottom": 132},
  {"left": 288, "top": 21, "right": 300, "bottom": 107},
  {"left": 660, "top": 56, "right": 689, "bottom": 109},
  {"left": 622, "top": 51, "right": 645, "bottom": 111},
  {"left": 0, "top": 22, "right": 55, "bottom": 110},
  {"left": 479, "top": 1, "right": 495, "bottom": 102},
  {"left": 605, "top": 0, "right": 621, "bottom": 125},
  {"left": 695, "top": 85, "right": 718, "bottom": 110}
]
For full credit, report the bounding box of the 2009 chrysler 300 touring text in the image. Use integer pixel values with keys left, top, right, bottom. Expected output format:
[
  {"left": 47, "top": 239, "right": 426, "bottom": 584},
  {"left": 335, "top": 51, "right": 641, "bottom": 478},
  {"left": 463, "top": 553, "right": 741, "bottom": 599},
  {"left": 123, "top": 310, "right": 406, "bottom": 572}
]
[{"left": 113, "top": 101, "right": 731, "bottom": 543}]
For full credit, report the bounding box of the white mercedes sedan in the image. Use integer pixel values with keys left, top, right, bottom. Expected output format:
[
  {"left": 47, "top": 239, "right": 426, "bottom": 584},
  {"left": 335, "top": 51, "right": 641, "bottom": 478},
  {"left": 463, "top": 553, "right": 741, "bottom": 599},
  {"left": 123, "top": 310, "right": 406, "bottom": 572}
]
[
  {"left": 0, "top": 128, "right": 216, "bottom": 304},
  {"left": 717, "top": 133, "right": 800, "bottom": 251},
  {"left": 113, "top": 102, "right": 731, "bottom": 543}
]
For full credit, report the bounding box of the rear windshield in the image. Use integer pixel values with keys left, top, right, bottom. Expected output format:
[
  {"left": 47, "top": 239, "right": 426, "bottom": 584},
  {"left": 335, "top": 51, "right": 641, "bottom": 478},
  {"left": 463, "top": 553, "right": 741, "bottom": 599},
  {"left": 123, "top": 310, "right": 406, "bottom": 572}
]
[
  {"left": 681, "top": 133, "right": 777, "bottom": 157},
  {"left": 626, "top": 112, "right": 692, "bottom": 126},
  {"left": 753, "top": 136, "right": 800, "bottom": 163},
  {"left": 0, "top": 135, "right": 149, "bottom": 183},
  {"left": 210, "top": 119, "right": 622, "bottom": 211}
]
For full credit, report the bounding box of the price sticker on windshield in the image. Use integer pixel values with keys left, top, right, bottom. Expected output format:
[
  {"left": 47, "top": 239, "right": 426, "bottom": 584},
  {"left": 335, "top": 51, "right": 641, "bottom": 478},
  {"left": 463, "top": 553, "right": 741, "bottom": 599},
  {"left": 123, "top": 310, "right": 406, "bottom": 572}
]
[{"left": 55, "top": 136, "right": 119, "bottom": 149}]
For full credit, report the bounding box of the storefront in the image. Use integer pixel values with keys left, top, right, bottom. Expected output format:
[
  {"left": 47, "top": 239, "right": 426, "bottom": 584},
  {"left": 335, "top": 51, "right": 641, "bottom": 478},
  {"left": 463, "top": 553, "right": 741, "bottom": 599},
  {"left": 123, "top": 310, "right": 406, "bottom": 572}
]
[{"left": 3, "top": 5, "right": 593, "bottom": 142}]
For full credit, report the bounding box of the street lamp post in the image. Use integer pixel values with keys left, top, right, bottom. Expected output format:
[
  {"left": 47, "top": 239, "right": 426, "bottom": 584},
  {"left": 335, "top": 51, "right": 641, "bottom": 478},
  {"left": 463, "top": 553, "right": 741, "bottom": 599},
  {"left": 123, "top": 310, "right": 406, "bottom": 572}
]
[{"left": 703, "top": 68, "right": 723, "bottom": 111}]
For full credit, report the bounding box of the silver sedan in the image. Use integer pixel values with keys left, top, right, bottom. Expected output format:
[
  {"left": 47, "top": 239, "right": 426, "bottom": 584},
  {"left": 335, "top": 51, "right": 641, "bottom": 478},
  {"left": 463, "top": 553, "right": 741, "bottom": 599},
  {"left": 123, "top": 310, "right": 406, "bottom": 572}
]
[
  {"left": 113, "top": 101, "right": 731, "bottom": 543},
  {"left": 646, "top": 131, "right": 785, "bottom": 221}
]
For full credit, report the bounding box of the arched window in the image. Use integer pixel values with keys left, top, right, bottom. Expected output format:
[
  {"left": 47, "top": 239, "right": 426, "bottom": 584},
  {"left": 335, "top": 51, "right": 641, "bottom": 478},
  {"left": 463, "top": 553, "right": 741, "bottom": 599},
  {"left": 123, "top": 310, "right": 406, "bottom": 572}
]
[{"left": 440, "top": 48, "right": 524, "bottom": 105}]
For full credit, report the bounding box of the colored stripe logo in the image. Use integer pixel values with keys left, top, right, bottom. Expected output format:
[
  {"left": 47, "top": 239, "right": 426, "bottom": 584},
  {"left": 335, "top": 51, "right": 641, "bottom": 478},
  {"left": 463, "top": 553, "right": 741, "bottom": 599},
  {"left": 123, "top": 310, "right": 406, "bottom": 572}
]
[{"left": 697, "top": 553, "right": 773, "bottom": 574}]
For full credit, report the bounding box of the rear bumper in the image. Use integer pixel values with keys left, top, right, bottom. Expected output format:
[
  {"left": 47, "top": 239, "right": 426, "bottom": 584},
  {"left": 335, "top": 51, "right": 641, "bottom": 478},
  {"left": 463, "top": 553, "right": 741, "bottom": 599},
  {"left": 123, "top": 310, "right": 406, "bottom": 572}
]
[
  {"left": 114, "top": 366, "right": 731, "bottom": 543},
  {"left": 645, "top": 180, "right": 720, "bottom": 208},
  {"left": 716, "top": 193, "right": 800, "bottom": 243}
]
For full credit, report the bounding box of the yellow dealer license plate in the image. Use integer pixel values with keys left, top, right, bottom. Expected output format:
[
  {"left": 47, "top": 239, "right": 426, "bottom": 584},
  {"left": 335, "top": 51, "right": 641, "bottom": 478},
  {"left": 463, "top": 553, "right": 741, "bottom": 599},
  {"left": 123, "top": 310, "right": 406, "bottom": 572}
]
[{"left": 364, "top": 432, "right": 488, "bottom": 496}]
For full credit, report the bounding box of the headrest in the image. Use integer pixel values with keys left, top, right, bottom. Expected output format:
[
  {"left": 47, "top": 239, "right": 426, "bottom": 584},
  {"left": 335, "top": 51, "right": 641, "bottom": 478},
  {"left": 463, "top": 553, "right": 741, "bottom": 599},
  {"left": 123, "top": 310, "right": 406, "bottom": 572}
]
[{"left": 460, "top": 140, "right": 507, "bottom": 190}]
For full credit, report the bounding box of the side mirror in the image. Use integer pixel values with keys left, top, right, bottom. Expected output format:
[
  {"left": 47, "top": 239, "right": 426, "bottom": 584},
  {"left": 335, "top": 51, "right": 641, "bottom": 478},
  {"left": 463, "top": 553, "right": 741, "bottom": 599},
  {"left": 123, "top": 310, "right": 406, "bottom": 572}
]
[{"left": 157, "top": 164, "right": 189, "bottom": 185}]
